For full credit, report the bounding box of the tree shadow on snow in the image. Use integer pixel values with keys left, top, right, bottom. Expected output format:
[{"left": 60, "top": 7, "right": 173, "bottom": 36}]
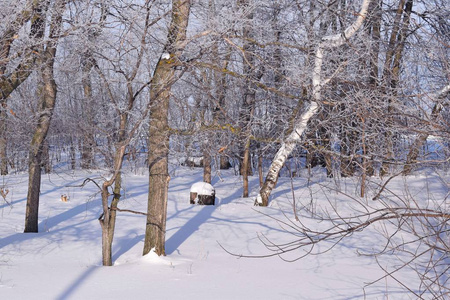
[
  {"left": 0, "top": 200, "right": 100, "bottom": 251},
  {"left": 55, "top": 265, "right": 98, "bottom": 300},
  {"left": 165, "top": 204, "right": 215, "bottom": 255},
  {"left": 112, "top": 231, "right": 144, "bottom": 261}
]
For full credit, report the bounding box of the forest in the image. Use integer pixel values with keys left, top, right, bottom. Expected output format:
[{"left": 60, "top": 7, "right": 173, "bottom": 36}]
[{"left": 0, "top": 0, "right": 448, "bottom": 298}]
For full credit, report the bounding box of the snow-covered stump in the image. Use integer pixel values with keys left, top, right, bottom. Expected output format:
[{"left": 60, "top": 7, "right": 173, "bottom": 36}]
[{"left": 190, "top": 182, "right": 215, "bottom": 205}]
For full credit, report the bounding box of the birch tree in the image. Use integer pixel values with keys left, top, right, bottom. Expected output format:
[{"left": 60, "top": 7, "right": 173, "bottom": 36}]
[{"left": 256, "top": 0, "right": 371, "bottom": 206}]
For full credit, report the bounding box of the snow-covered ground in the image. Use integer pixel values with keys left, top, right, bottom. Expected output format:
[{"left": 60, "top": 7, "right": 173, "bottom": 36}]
[{"left": 0, "top": 167, "right": 448, "bottom": 299}]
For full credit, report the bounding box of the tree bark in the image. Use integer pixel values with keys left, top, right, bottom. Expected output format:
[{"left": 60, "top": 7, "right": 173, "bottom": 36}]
[
  {"left": 24, "top": 57, "right": 56, "bottom": 232},
  {"left": 24, "top": 0, "right": 64, "bottom": 232},
  {"left": 381, "top": 0, "right": 413, "bottom": 175},
  {"left": 257, "top": 102, "right": 319, "bottom": 206},
  {"left": 242, "top": 139, "right": 251, "bottom": 197},
  {"left": 81, "top": 59, "right": 96, "bottom": 169},
  {"left": 0, "top": 105, "right": 8, "bottom": 175},
  {"left": 203, "top": 147, "right": 212, "bottom": 183},
  {"left": 99, "top": 156, "right": 123, "bottom": 266},
  {"left": 79, "top": 6, "right": 106, "bottom": 169},
  {"left": 144, "top": 0, "right": 191, "bottom": 257},
  {"left": 213, "top": 49, "right": 231, "bottom": 170},
  {"left": 257, "top": 0, "right": 371, "bottom": 206},
  {"left": 238, "top": 0, "right": 259, "bottom": 198},
  {"left": 42, "top": 138, "right": 51, "bottom": 174},
  {"left": 144, "top": 53, "right": 173, "bottom": 257}
]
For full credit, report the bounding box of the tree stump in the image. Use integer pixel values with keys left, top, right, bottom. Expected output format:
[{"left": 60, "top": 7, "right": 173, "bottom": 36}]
[{"left": 190, "top": 182, "right": 215, "bottom": 205}]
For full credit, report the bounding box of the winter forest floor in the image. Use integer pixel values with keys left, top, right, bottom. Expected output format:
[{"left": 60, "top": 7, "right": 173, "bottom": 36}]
[{"left": 0, "top": 166, "right": 448, "bottom": 299}]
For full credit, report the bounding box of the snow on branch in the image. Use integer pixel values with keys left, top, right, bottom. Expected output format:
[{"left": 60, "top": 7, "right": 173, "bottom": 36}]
[
  {"left": 257, "top": 0, "right": 371, "bottom": 206},
  {"left": 313, "top": 0, "right": 371, "bottom": 102}
]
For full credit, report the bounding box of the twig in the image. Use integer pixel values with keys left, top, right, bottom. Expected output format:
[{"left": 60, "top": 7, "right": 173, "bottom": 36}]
[
  {"left": 66, "top": 177, "right": 102, "bottom": 191},
  {"left": 111, "top": 207, "right": 148, "bottom": 216},
  {"left": 372, "top": 171, "right": 404, "bottom": 201}
]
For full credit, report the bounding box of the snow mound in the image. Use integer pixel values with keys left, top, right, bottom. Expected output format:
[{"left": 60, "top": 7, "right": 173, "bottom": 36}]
[{"left": 190, "top": 182, "right": 215, "bottom": 196}]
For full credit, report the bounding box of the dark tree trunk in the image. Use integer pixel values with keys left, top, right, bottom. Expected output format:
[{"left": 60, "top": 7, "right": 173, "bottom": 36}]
[
  {"left": 24, "top": 0, "right": 63, "bottom": 233},
  {"left": 42, "top": 138, "right": 51, "bottom": 174},
  {"left": 25, "top": 151, "right": 43, "bottom": 233},
  {"left": 238, "top": 0, "right": 260, "bottom": 198},
  {"left": 0, "top": 105, "right": 8, "bottom": 175},
  {"left": 381, "top": 0, "right": 413, "bottom": 175},
  {"left": 24, "top": 67, "right": 57, "bottom": 232},
  {"left": 99, "top": 168, "right": 122, "bottom": 266},
  {"left": 69, "top": 136, "right": 76, "bottom": 170},
  {"left": 258, "top": 151, "right": 263, "bottom": 188},
  {"left": 242, "top": 140, "right": 251, "bottom": 197},
  {"left": 203, "top": 149, "right": 212, "bottom": 183},
  {"left": 81, "top": 69, "right": 95, "bottom": 169}
]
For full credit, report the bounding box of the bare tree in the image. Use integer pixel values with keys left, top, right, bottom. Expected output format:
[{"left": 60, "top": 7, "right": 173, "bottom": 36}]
[
  {"left": 0, "top": 0, "right": 43, "bottom": 175},
  {"left": 89, "top": 0, "right": 156, "bottom": 266}
]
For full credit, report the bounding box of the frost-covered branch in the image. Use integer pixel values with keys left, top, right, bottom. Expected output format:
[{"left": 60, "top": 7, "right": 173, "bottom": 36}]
[{"left": 257, "top": 0, "right": 371, "bottom": 206}]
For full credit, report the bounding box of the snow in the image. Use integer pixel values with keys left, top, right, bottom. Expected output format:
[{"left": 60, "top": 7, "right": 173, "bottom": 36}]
[
  {"left": 190, "top": 181, "right": 215, "bottom": 196},
  {"left": 0, "top": 167, "right": 447, "bottom": 299},
  {"left": 255, "top": 193, "right": 262, "bottom": 205}
]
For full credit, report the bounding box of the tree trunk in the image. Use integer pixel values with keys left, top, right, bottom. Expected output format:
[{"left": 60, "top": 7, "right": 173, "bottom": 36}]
[
  {"left": 367, "top": 0, "right": 382, "bottom": 86},
  {"left": 237, "top": 0, "right": 259, "bottom": 198},
  {"left": 0, "top": 105, "right": 8, "bottom": 175},
  {"left": 42, "top": 138, "right": 51, "bottom": 174},
  {"left": 24, "top": 69, "right": 56, "bottom": 232},
  {"left": 99, "top": 168, "right": 122, "bottom": 266},
  {"left": 203, "top": 147, "right": 211, "bottom": 183},
  {"left": 257, "top": 0, "right": 371, "bottom": 206},
  {"left": 211, "top": 40, "right": 231, "bottom": 171},
  {"left": 24, "top": 0, "right": 64, "bottom": 233},
  {"left": 98, "top": 114, "right": 129, "bottom": 265},
  {"left": 257, "top": 102, "right": 319, "bottom": 206},
  {"left": 25, "top": 150, "right": 43, "bottom": 232},
  {"left": 144, "top": 0, "right": 191, "bottom": 257},
  {"left": 258, "top": 151, "right": 263, "bottom": 188},
  {"left": 144, "top": 58, "right": 173, "bottom": 257},
  {"left": 381, "top": 0, "right": 413, "bottom": 175},
  {"left": 69, "top": 136, "right": 76, "bottom": 170},
  {"left": 242, "top": 139, "right": 251, "bottom": 197},
  {"left": 340, "top": 128, "right": 357, "bottom": 177},
  {"left": 81, "top": 59, "right": 96, "bottom": 169},
  {"left": 79, "top": 7, "right": 107, "bottom": 170}
]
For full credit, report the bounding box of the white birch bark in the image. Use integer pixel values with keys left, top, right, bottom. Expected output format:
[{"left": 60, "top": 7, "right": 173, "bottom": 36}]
[{"left": 257, "top": 0, "right": 371, "bottom": 206}]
